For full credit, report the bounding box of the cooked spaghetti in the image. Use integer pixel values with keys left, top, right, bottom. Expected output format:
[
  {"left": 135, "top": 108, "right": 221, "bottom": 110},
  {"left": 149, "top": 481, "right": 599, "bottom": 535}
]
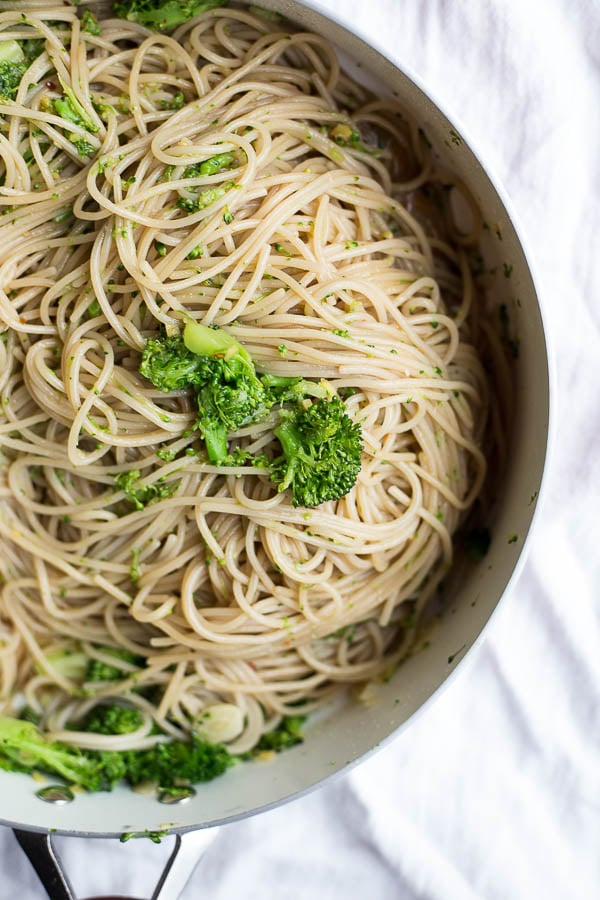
[{"left": 0, "top": 2, "right": 497, "bottom": 758}]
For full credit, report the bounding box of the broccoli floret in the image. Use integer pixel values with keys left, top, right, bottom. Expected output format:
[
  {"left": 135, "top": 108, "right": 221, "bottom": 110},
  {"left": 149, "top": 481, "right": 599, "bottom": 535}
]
[
  {"left": 261, "top": 373, "right": 331, "bottom": 405},
  {"left": 140, "top": 324, "right": 271, "bottom": 465},
  {"left": 139, "top": 325, "right": 364, "bottom": 496},
  {"left": 113, "top": 0, "right": 228, "bottom": 31},
  {"left": 184, "top": 322, "right": 271, "bottom": 464},
  {"left": 123, "top": 735, "right": 233, "bottom": 787},
  {"left": 0, "top": 716, "right": 126, "bottom": 791},
  {"left": 270, "top": 397, "right": 362, "bottom": 507},
  {"left": 114, "top": 468, "right": 177, "bottom": 510},
  {"left": 139, "top": 334, "right": 210, "bottom": 392},
  {"left": 0, "top": 40, "right": 26, "bottom": 101},
  {"left": 83, "top": 704, "right": 144, "bottom": 735},
  {"left": 86, "top": 647, "right": 141, "bottom": 682},
  {"left": 195, "top": 364, "right": 270, "bottom": 464}
]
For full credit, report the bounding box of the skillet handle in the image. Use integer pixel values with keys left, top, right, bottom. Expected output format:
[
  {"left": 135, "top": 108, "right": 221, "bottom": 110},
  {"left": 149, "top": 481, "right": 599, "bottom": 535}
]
[
  {"left": 13, "top": 828, "right": 217, "bottom": 900},
  {"left": 14, "top": 830, "right": 74, "bottom": 900}
]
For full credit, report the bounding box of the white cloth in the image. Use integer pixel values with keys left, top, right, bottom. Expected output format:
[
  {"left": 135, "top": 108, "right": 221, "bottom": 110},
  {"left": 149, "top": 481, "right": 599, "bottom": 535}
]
[{"left": 1, "top": 0, "right": 599, "bottom": 897}]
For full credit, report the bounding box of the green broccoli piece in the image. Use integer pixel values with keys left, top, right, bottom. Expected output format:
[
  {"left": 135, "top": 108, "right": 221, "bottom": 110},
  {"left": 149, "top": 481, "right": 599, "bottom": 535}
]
[
  {"left": 139, "top": 325, "right": 363, "bottom": 497},
  {"left": 53, "top": 89, "right": 99, "bottom": 134},
  {"left": 114, "top": 468, "right": 177, "bottom": 510},
  {"left": 0, "top": 40, "right": 26, "bottom": 101},
  {"left": 260, "top": 372, "right": 330, "bottom": 405},
  {"left": 86, "top": 647, "right": 141, "bottom": 682},
  {"left": 138, "top": 324, "right": 361, "bottom": 488},
  {"left": 161, "top": 90, "right": 184, "bottom": 110},
  {"left": 195, "top": 369, "right": 270, "bottom": 464},
  {"left": 184, "top": 152, "right": 235, "bottom": 178},
  {"left": 72, "top": 138, "right": 96, "bottom": 158},
  {"left": 139, "top": 334, "right": 210, "bottom": 392},
  {"left": 83, "top": 704, "right": 144, "bottom": 735},
  {"left": 184, "top": 322, "right": 271, "bottom": 464},
  {"left": 81, "top": 9, "right": 102, "bottom": 35},
  {"left": 0, "top": 716, "right": 126, "bottom": 791},
  {"left": 87, "top": 298, "right": 102, "bottom": 318},
  {"left": 270, "top": 397, "right": 362, "bottom": 507},
  {"left": 123, "top": 735, "right": 233, "bottom": 787},
  {"left": 248, "top": 716, "right": 306, "bottom": 756},
  {"left": 113, "top": 0, "right": 228, "bottom": 32},
  {"left": 176, "top": 181, "right": 235, "bottom": 213},
  {"left": 140, "top": 325, "right": 271, "bottom": 465}
]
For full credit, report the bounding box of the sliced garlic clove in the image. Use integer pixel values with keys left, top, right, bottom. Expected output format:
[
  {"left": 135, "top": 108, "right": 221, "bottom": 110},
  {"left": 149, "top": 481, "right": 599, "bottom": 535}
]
[{"left": 195, "top": 703, "right": 244, "bottom": 744}]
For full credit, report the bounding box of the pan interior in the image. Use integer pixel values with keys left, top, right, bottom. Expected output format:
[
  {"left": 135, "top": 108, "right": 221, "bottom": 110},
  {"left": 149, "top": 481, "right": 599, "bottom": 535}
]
[{"left": 0, "top": 0, "right": 549, "bottom": 838}]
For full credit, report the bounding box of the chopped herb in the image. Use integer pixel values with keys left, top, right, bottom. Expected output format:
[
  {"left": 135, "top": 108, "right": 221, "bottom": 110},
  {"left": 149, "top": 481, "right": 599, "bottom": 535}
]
[
  {"left": 338, "top": 386, "right": 358, "bottom": 399},
  {"left": 161, "top": 90, "right": 184, "bottom": 110},
  {"left": 176, "top": 181, "right": 235, "bottom": 213},
  {"left": 87, "top": 298, "right": 101, "bottom": 318},
  {"left": 120, "top": 830, "right": 170, "bottom": 844},
  {"left": 80, "top": 9, "right": 101, "bottom": 35},
  {"left": 157, "top": 447, "right": 176, "bottom": 461},
  {"left": 72, "top": 138, "right": 95, "bottom": 158},
  {"left": 114, "top": 469, "right": 177, "bottom": 511}
]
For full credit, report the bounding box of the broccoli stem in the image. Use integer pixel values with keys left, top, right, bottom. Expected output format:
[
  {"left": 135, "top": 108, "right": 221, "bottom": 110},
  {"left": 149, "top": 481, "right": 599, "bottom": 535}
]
[
  {"left": 113, "top": 1, "right": 228, "bottom": 32},
  {"left": 183, "top": 321, "right": 241, "bottom": 358},
  {"left": 272, "top": 416, "right": 308, "bottom": 491},
  {"left": 197, "top": 407, "right": 228, "bottom": 464},
  {"left": 0, "top": 40, "right": 24, "bottom": 65},
  {"left": 53, "top": 88, "right": 99, "bottom": 134}
]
